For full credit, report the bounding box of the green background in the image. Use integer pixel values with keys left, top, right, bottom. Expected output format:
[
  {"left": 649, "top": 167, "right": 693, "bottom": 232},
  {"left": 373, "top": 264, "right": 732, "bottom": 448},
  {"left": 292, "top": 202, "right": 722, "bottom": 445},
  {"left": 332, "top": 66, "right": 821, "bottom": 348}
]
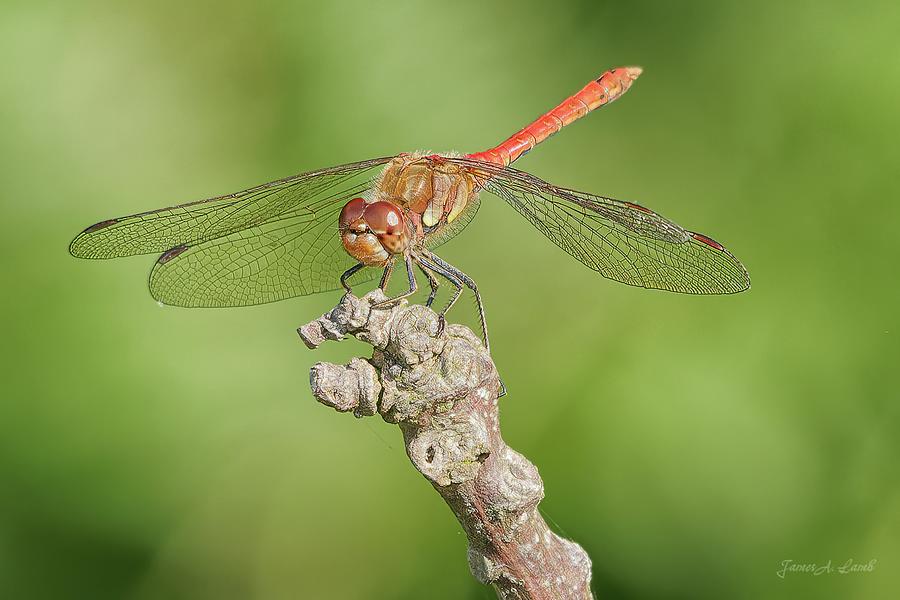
[{"left": 2, "top": 0, "right": 898, "bottom": 598}]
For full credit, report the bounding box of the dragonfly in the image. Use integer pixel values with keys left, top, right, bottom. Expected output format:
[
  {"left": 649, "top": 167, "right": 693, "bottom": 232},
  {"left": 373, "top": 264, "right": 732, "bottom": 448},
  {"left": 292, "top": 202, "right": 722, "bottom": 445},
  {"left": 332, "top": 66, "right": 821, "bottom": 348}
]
[{"left": 70, "top": 67, "right": 750, "bottom": 352}]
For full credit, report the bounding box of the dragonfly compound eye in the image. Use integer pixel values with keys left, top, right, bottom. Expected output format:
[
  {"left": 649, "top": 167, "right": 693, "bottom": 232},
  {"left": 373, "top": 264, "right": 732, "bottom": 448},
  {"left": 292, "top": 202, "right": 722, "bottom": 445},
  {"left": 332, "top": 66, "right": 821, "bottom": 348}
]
[
  {"left": 339, "top": 197, "right": 367, "bottom": 230},
  {"left": 339, "top": 197, "right": 393, "bottom": 266},
  {"left": 364, "top": 201, "right": 409, "bottom": 254}
]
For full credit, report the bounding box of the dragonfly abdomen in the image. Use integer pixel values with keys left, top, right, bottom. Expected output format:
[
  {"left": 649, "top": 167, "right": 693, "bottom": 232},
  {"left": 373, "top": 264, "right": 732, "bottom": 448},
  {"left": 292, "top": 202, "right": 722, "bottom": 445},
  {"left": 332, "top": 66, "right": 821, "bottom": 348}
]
[{"left": 466, "top": 66, "right": 643, "bottom": 167}]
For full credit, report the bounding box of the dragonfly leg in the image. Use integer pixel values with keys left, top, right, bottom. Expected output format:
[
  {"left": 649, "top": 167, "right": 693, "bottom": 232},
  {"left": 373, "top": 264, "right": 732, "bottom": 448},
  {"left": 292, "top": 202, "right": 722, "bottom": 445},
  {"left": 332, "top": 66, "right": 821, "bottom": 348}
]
[
  {"left": 416, "top": 261, "right": 440, "bottom": 308},
  {"left": 379, "top": 257, "right": 396, "bottom": 290},
  {"left": 419, "top": 250, "right": 490, "bottom": 354},
  {"left": 340, "top": 262, "right": 366, "bottom": 294},
  {"left": 415, "top": 251, "right": 505, "bottom": 396},
  {"left": 414, "top": 253, "right": 462, "bottom": 336},
  {"left": 372, "top": 253, "right": 417, "bottom": 307}
]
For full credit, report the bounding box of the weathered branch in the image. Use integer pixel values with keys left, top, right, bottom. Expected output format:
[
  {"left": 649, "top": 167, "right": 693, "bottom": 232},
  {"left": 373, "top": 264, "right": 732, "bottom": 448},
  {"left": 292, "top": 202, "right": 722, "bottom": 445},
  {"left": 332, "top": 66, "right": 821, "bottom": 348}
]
[{"left": 299, "top": 291, "right": 593, "bottom": 599}]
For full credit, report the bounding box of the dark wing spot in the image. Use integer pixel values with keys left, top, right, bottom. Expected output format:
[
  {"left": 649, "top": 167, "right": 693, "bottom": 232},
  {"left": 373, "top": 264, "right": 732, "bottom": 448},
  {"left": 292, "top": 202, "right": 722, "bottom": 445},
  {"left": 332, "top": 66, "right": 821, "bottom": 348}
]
[
  {"left": 158, "top": 244, "right": 189, "bottom": 264},
  {"left": 83, "top": 218, "right": 119, "bottom": 233},
  {"left": 624, "top": 201, "right": 653, "bottom": 214},
  {"left": 690, "top": 232, "right": 725, "bottom": 250}
]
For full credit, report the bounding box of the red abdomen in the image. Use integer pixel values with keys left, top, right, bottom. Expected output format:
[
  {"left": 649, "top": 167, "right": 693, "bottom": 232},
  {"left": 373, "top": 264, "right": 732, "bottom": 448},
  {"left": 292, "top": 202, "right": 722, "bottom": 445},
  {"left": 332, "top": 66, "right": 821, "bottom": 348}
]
[{"left": 466, "top": 66, "right": 643, "bottom": 166}]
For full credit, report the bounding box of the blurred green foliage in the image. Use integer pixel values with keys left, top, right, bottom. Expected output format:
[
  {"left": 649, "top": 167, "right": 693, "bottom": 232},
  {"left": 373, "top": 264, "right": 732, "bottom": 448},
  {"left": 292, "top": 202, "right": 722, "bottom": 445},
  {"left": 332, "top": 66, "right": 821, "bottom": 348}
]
[{"left": 1, "top": 0, "right": 898, "bottom": 598}]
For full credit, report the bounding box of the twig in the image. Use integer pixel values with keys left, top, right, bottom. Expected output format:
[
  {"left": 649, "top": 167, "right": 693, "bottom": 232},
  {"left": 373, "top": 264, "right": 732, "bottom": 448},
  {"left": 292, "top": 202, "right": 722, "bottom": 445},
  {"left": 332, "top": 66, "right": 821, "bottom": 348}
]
[{"left": 299, "top": 291, "right": 593, "bottom": 599}]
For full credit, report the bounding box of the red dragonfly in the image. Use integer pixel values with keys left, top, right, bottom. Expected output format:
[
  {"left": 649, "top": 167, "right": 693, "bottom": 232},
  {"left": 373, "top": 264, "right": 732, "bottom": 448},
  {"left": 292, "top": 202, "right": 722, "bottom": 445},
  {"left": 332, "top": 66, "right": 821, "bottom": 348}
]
[{"left": 70, "top": 67, "right": 749, "bottom": 351}]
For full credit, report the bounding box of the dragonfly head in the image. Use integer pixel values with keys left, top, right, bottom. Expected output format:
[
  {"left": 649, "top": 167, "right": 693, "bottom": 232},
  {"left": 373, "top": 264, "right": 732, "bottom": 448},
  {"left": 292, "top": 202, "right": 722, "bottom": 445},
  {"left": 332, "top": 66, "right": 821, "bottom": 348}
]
[{"left": 339, "top": 197, "right": 410, "bottom": 265}]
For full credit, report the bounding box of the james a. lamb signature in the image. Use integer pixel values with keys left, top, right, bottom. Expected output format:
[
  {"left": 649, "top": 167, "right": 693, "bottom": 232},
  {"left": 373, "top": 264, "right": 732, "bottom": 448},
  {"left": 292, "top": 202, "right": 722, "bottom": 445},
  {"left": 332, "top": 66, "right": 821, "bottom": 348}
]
[{"left": 777, "top": 558, "right": 877, "bottom": 579}]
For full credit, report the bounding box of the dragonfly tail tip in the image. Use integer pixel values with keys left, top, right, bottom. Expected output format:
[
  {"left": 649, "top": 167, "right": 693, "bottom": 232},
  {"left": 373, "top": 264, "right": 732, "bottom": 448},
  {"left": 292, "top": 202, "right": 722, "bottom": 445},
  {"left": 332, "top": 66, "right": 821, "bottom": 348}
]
[{"left": 624, "top": 66, "right": 643, "bottom": 80}]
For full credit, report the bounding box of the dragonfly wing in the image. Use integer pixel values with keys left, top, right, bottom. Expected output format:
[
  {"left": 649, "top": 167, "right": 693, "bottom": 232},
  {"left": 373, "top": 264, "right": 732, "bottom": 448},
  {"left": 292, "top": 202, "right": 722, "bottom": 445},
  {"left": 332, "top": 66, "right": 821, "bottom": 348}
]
[
  {"left": 70, "top": 157, "right": 392, "bottom": 259},
  {"left": 446, "top": 158, "right": 750, "bottom": 294},
  {"left": 149, "top": 203, "right": 376, "bottom": 307},
  {"left": 71, "top": 157, "right": 391, "bottom": 306}
]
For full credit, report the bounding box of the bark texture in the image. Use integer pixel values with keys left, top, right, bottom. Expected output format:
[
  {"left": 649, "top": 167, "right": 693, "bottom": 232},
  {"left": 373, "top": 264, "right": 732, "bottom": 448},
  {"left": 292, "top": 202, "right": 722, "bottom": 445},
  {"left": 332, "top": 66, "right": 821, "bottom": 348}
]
[{"left": 299, "top": 291, "right": 593, "bottom": 599}]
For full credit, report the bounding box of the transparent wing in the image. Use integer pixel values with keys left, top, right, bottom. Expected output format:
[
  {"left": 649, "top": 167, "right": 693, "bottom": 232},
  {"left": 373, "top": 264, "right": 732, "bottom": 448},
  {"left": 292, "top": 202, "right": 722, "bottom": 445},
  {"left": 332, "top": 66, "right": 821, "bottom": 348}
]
[
  {"left": 69, "top": 157, "right": 392, "bottom": 259},
  {"left": 70, "top": 157, "right": 392, "bottom": 306},
  {"left": 149, "top": 202, "right": 375, "bottom": 307},
  {"left": 444, "top": 157, "right": 750, "bottom": 294}
]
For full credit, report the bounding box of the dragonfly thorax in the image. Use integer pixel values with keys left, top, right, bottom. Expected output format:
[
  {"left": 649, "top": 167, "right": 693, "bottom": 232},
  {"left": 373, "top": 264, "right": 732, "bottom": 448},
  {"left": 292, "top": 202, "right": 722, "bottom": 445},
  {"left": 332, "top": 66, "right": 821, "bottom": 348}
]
[
  {"left": 339, "top": 197, "right": 411, "bottom": 265},
  {"left": 339, "top": 153, "right": 479, "bottom": 266},
  {"left": 375, "top": 153, "right": 476, "bottom": 230}
]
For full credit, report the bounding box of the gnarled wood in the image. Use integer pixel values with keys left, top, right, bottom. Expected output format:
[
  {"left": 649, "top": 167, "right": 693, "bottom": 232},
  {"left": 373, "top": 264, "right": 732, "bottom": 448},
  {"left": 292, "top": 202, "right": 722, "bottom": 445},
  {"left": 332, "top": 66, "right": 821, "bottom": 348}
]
[{"left": 299, "top": 291, "right": 593, "bottom": 599}]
